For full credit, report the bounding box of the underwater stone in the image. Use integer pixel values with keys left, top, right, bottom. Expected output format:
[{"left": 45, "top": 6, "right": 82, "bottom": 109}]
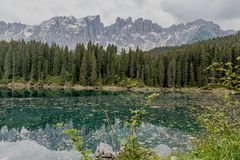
[
  {"left": 154, "top": 144, "right": 172, "bottom": 158},
  {"left": 95, "top": 142, "right": 116, "bottom": 159},
  {"left": 171, "top": 156, "right": 178, "bottom": 160}
]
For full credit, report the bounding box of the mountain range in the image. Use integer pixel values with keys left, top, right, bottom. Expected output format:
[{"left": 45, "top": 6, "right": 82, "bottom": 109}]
[{"left": 0, "top": 15, "right": 236, "bottom": 51}]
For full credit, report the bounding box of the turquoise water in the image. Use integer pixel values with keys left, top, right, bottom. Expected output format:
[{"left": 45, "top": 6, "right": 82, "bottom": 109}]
[{"left": 0, "top": 89, "right": 220, "bottom": 159}]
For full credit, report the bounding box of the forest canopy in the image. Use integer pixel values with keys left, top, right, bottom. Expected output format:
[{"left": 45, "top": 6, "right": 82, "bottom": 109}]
[{"left": 0, "top": 32, "right": 240, "bottom": 87}]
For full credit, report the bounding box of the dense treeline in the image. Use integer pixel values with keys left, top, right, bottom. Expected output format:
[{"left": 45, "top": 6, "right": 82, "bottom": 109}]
[{"left": 0, "top": 33, "right": 240, "bottom": 87}]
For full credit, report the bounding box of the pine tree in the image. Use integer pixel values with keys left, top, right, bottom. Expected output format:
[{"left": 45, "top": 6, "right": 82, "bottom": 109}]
[
  {"left": 176, "top": 58, "right": 182, "bottom": 87},
  {"left": 198, "top": 48, "right": 209, "bottom": 86},
  {"left": 0, "top": 33, "right": 240, "bottom": 88},
  {"left": 70, "top": 52, "right": 77, "bottom": 84},
  {"left": 129, "top": 49, "right": 135, "bottom": 78},
  {"left": 119, "top": 49, "right": 128, "bottom": 78},
  {"left": 74, "top": 44, "right": 85, "bottom": 82},
  {"left": 157, "top": 56, "right": 165, "bottom": 87},
  {"left": 53, "top": 48, "right": 62, "bottom": 77},
  {"left": 172, "top": 57, "right": 176, "bottom": 87},
  {"left": 60, "top": 64, "right": 67, "bottom": 84},
  {"left": 167, "top": 59, "right": 173, "bottom": 87},
  {"left": 90, "top": 51, "right": 97, "bottom": 85},
  {"left": 3, "top": 47, "right": 13, "bottom": 81},
  {"left": 79, "top": 52, "right": 87, "bottom": 86},
  {"left": 181, "top": 56, "right": 188, "bottom": 87},
  {"left": 189, "top": 62, "right": 195, "bottom": 86},
  {"left": 23, "top": 48, "right": 31, "bottom": 81}
]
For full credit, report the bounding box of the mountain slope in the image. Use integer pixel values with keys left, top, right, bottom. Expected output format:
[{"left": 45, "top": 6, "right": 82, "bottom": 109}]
[{"left": 0, "top": 15, "right": 236, "bottom": 50}]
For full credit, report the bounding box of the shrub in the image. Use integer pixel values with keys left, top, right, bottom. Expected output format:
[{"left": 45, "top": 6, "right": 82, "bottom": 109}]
[
  {"left": 183, "top": 95, "right": 240, "bottom": 160},
  {"left": 118, "top": 93, "right": 160, "bottom": 160},
  {"left": 64, "top": 129, "right": 92, "bottom": 160},
  {"left": 118, "top": 77, "right": 140, "bottom": 88},
  {"left": 207, "top": 56, "right": 240, "bottom": 90},
  {"left": 44, "top": 76, "right": 61, "bottom": 84}
]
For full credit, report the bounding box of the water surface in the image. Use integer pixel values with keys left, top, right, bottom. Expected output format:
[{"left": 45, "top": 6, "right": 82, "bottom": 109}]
[{"left": 0, "top": 89, "right": 220, "bottom": 160}]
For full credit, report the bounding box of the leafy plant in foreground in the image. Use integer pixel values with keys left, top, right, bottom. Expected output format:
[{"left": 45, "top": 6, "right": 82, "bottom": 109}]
[
  {"left": 207, "top": 56, "right": 240, "bottom": 90},
  {"left": 64, "top": 129, "right": 92, "bottom": 160},
  {"left": 118, "top": 93, "right": 160, "bottom": 160},
  {"left": 184, "top": 94, "right": 240, "bottom": 160},
  {"left": 179, "top": 59, "right": 240, "bottom": 160},
  {"left": 59, "top": 93, "right": 161, "bottom": 160}
]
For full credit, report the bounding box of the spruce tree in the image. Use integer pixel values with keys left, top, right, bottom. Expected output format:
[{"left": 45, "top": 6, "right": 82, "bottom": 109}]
[
  {"left": 157, "top": 56, "right": 165, "bottom": 87},
  {"left": 167, "top": 59, "right": 173, "bottom": 87},
  {"left": 23, "top": 48, "right": 31, "bottom": 81},
  {"left": 189, "top": 62, "right": 195, "bottom": 86},
  {"left": 176, "top": 58, "right": 182, "bottom": 87},
  {"left": 3, "top": 47, "right": 13, "bottom": 81},
  {"left": 90, "top": 51, "right": 97, "bottom": 85},
  {"left": 79, "top": 52, "right": 87, "bottom": 86},
  {"left": 60, "top": 64, "right": 67, "bottom": 84}
]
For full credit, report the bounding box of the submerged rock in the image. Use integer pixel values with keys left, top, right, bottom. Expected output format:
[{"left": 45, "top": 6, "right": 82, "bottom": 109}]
[
  {"left": 95, "top": 142, "right": 116, "bottom": 160},
  {"left": 171, "top": 156, "right": 178, "bottom": 160},
  {"left": 154, "top": 144, "right": 171, "bottom": 158}
]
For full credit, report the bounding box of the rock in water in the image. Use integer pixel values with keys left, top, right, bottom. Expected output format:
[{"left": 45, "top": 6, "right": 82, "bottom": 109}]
[
  {"left": 171, "top": 156, "right": 178, "bottom": 160},
  {"left": 154, "top": 144, "right": 172, "bottom": 158},
  {"left": 95, "top": 142, "right": 116, "bottom": 160}
]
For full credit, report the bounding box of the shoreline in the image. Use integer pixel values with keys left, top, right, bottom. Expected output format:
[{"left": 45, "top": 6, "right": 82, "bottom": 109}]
[
  {"left": 0, "top": 82, "right": 159, "bottom": 92},
  {"left": 0, "top": 82, "right": 235, "bottom": 95}
]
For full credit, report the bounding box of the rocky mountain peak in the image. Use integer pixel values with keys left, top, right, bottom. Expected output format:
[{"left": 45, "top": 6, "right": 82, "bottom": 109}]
[
  {"left": 85, "top": 15, "right": 101, "bottom": 21},
  {"left": 187, "top": 19, "right": 210, "bottom": 26},
  {"left": 0, "top": 15, "right": 236, "bottom": 50}
]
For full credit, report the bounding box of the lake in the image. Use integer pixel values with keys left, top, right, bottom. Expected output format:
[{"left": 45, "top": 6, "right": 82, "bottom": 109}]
[{"left": 0, "top": 89, "right": 220, "bottom": 160}]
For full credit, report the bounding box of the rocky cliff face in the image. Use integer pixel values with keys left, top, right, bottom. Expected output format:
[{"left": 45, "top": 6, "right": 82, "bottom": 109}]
[{"left": 0, "top": 15, "right": 236, "bottom": 50}]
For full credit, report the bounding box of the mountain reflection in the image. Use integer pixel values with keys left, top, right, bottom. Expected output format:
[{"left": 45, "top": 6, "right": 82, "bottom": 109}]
[
  {"left": 0, "top": 89, "right": 219, "bottom": 156},
  {"left": 0, "top": 120, "right": 191, "bottom": 151}
]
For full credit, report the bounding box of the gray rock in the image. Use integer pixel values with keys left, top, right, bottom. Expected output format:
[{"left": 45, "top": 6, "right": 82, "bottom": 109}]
[
  {"left": 171, "top": 156, "right": 178, "bottom": 160},
  {"left": 95, "top": 142, "right": 116, "bottom": 159},
  {"left": 154, "top": 144, "right": 172, "bottom": 158}
]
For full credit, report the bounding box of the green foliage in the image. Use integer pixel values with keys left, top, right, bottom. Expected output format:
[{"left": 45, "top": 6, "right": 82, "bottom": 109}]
[
  {"left": 53, "top": 93, "right": 160, "bottom": 160},
  {"left": 207, "top": 56, "right": 240, "bottom": 90},
  {"left": 118, "top": 77, "right": 139, "bottom": 88},
  {"left": 119, "top": 93, "right": 160, "bottom": 160},
  {"left": 126, "top": 93, "right": 159, "bottom": 136},
  {"left": 14, "top": 77, "right": 27, "bottom": 83},
  {"left": 44, "top": 76, "right": 61, "bottom": 84},
  {"left": 118, "top": 143, "right": 160, "bottom": 160},
  {"left": 189, "top": 63, "right": 196, "bottom": 87},
  {"left": 64, "top": 129, "right": 92, "bottom": 160},
  {"left": 181, "top": 95, "right": 240, "bottom": 160},
  {"left": 0, "top": 33, "right": 240, "bottom": 88}
]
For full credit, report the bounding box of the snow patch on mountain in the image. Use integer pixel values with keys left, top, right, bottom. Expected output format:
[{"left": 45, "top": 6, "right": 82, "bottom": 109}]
[{"left": 0, "top": 16, "right": 236, "bottom": 51}]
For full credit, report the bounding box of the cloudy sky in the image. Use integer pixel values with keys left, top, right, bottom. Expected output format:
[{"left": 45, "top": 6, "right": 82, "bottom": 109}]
[{"left": 0, "top": 0, "right": 239, "bottom": 30}]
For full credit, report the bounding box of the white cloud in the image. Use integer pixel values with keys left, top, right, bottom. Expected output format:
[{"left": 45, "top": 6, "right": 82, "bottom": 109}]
[{"left": 0, "top": 0, "right": 239, "bottom": 30}]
